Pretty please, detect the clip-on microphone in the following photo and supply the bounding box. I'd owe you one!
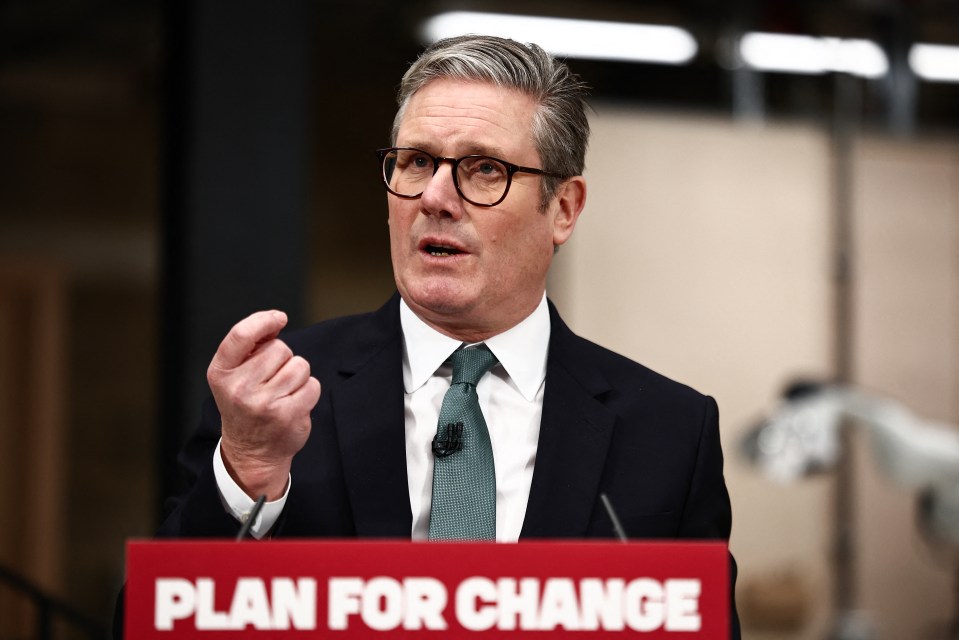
[432,421,464,457]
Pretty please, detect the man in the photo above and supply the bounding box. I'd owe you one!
[158,34,739,636]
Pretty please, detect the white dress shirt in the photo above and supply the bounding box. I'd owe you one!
[213,294,550,541]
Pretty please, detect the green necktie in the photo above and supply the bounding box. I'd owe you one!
[429,344,499,541]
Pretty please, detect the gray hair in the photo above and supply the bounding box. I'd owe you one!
[392,35,590,209]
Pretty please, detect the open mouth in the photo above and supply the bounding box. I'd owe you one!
[423,244,464,258]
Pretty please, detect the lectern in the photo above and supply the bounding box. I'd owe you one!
[126,540,728,637]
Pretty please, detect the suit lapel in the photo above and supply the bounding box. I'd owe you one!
[331,295,412,537]
[520,304,616,538]
[327,297,615,539]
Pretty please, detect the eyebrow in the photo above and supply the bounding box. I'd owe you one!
[401,141,510,159]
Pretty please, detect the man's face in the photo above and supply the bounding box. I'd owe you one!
[388,78,585,340]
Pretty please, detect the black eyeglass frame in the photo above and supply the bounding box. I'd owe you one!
[376,147,567,207]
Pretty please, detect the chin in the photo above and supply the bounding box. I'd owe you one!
[403,280,477,319]
[412,293,474,318]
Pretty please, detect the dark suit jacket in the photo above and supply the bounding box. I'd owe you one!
[157,294,740,636]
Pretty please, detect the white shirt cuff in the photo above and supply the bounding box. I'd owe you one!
[212,439,290,539]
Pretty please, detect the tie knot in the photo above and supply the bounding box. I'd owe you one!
[450,345,498,386]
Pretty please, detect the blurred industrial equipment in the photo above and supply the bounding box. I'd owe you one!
[743,380,959,639]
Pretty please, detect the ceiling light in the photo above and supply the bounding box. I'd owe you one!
[739,32,888,79]
[909,43,959,83]
[421,12,698,65]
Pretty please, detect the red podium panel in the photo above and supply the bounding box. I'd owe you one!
[127,540,728,638]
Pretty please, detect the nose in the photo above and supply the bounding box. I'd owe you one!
[419,160,465,219]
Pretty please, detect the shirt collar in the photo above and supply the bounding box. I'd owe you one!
[400,294,550,402]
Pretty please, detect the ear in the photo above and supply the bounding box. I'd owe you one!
[550,176,587,247]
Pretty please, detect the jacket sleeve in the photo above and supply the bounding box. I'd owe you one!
[678,395,741,640]
[155,396,242,538]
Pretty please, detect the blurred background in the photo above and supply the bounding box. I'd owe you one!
[1,0,957,638]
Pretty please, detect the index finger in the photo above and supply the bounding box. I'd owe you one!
[212,310,289,370]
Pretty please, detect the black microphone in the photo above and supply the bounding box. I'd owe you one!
[235,495,267,541]
[432,421,464,457]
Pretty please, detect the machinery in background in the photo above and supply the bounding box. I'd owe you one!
[742,381,959,640]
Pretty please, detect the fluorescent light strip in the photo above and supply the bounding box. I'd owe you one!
[421,12,698,65]
[739,32,888,78]
[909,43,959,83]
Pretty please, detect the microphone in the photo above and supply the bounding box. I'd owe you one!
[600,493,629,543]
[432,422,464,457]
[235,495,267,541]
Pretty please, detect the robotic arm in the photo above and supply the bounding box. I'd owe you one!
[742,381,959,546]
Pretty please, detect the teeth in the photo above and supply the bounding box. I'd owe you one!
[425,244,458,257]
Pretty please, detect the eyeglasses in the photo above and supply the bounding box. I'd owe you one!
[376,147,566,207]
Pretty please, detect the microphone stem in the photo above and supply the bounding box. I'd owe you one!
[600,493,629,543]
[236,495,267,541]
